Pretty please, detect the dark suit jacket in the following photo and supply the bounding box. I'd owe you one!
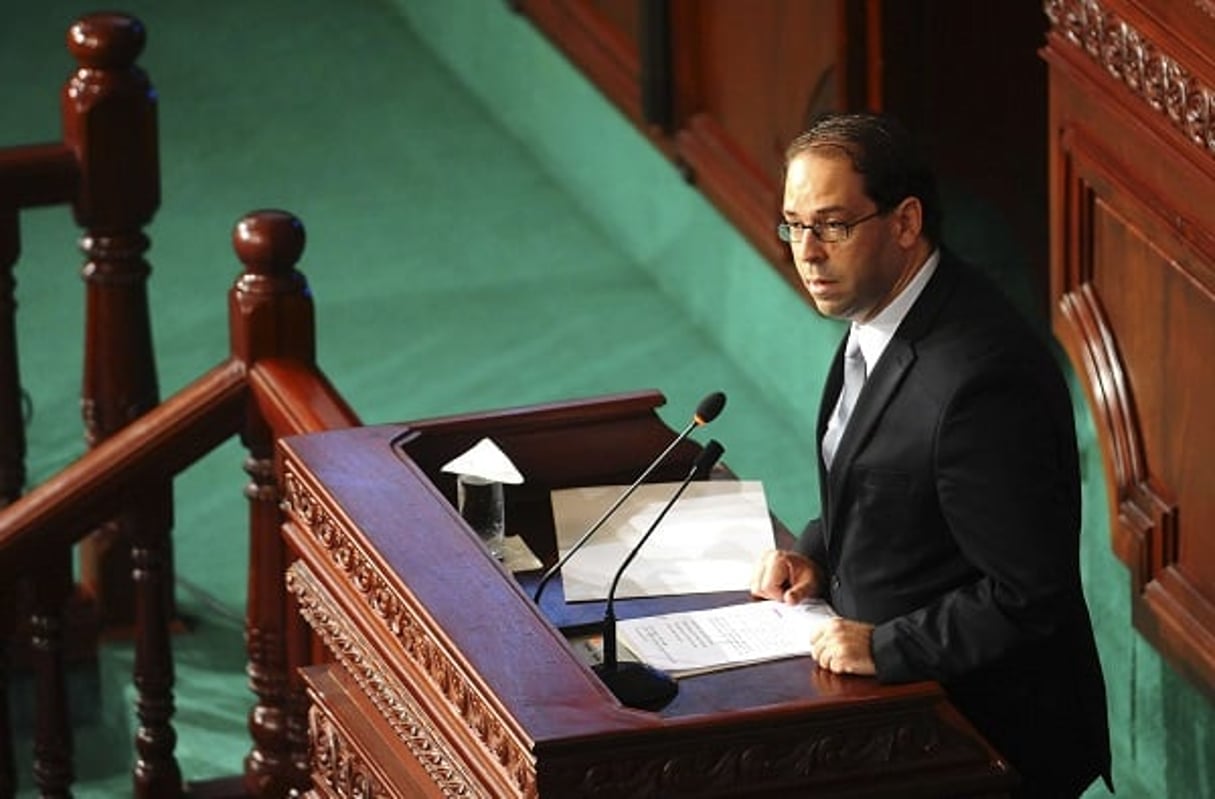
[795,251,1111,795]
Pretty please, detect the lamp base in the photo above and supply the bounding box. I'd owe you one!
[592,661,678,710]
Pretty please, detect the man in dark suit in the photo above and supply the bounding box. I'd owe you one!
[750,112,1111,797]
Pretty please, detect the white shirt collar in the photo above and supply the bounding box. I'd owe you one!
[850,249,940,371]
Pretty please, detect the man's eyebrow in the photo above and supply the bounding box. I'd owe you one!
[783,205,849,220]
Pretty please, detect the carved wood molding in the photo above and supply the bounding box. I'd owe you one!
[1047,31,1215,696]
[1056,283,1179,580]
[309,704,390,799]
[1045,0,1215,159]
[1051,119,1199,593]
[674,113,790,278]
[287,561,488,798]
[288,557,1005,798]
[546,710,1005,798]
[282,463,537,798]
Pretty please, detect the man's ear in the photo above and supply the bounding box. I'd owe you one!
[894,197,923,247]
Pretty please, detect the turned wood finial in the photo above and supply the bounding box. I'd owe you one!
[67,13,146,69]
[229,210,315,365]
[62,11,159,230]
[233,210,307,278]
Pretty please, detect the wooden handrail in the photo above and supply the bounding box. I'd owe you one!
[0,145,78,208]
[0,360,246,585]
[0,9,360,795]
[1,206,358,798]
[250,359,361,437]
[3,21,163,789]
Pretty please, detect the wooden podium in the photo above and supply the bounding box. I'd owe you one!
[277,390,1014,798]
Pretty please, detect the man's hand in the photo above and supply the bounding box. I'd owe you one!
[810,618,876,676]
[749,549,824,605]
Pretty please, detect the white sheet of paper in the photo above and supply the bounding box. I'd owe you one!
[616,599,837,677]
[550,480,774,602]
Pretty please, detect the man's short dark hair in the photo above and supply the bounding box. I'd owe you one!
[786,112,943,246]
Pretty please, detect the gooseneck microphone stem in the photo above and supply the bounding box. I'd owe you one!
[533,421,690,603]
[593,439,725,709]
[532,391,725,604]
[600,474,697,667]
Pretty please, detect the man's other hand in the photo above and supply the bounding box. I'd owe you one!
[749,549,824,605]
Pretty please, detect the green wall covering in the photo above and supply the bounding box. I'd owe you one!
[389,1,1214,797]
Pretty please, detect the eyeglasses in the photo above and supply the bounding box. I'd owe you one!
[777,210,882,244]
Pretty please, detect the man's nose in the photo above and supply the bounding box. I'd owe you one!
[794,232,826,264]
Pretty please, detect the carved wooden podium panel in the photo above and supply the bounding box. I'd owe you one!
[278,391,1013,797]
[1042,0,1215,700]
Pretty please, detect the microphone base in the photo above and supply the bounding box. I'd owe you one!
[592,661,678,711]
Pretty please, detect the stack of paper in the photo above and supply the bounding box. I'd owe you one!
[550,480,775,601]
[616,599,838,677]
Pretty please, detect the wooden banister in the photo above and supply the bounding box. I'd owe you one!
[28,551,74,796]
[2,17,161,790]
[250,361,361,436]
[2,11,363,798]
[1,205,360,797]
[67,12,164,633]
[0,145,78,208]
[227,209,359,798]
[0,361,246,584]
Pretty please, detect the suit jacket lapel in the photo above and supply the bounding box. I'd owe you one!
[822,251,961,554]
[824,340,914,538]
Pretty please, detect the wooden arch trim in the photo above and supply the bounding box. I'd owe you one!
[1045,0,1215,700]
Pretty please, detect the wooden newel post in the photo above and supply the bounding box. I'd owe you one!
[229,210,314,797]
[65,13,165,632]
[229,211,313,364]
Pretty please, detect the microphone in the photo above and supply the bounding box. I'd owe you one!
[532,391,726,604]
[593,439,725,710]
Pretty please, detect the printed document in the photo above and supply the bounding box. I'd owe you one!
[616,599,838,677]
[550,480,774,602]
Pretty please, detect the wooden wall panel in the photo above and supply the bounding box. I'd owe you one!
[671,0,839,277]
[673,1,839,181]
[516,0,841,289]
[1044,0,1215,699]
[514,0,645,129]
[515,0,1051,309]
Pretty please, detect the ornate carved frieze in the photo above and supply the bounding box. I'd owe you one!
[1046,3,1215,699]
[547,709,1000,798]
[310,705,389,799]
[287,561,486,798]
[1045,0,1215,156]
[281,463,537,798]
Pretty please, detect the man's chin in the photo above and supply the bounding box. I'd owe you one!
[809,298,850,320]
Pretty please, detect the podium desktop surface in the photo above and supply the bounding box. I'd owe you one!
[277,392,1014,798]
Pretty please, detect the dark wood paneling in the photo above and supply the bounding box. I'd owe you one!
[517,0,841,296]
[674,0,839,179]
[515,0,648,132]
[881,0,1050,314]
[671,0,839,286]
[1044,0,1215,700]
[515,0,1051,312]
